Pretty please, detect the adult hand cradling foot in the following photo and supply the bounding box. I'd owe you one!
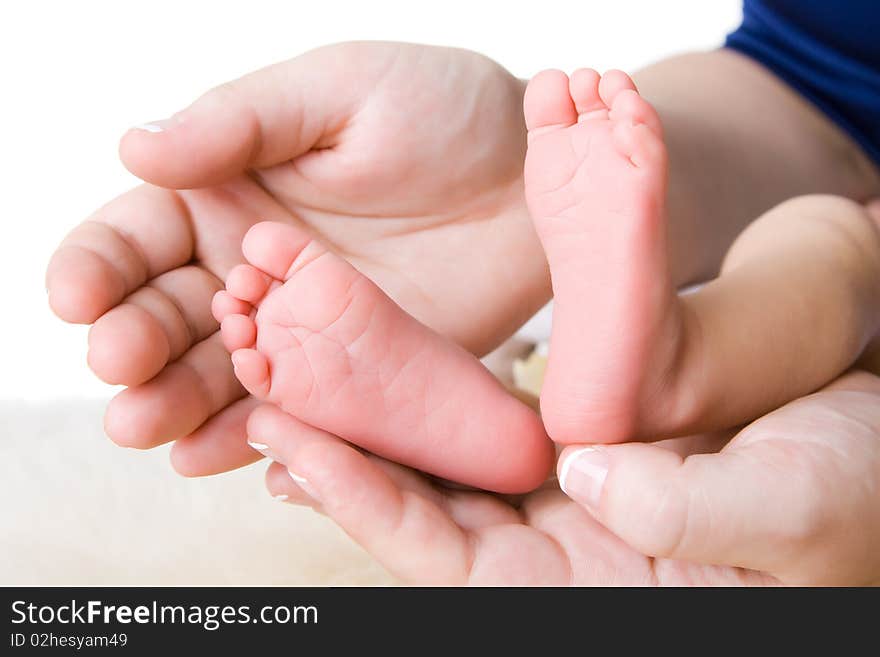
[256,371,880,585]
[46,42,551,476]
[47,34,880,585]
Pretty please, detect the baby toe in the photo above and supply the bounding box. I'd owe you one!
[612,121,666,170]
[610,89,663,136]
[597,69,638,108]
[524,69,578,133]
[212,289,252,323]
[220,313,257,353]
[226,263,272,304]
[569,68,607,121]
[231,348,271,399]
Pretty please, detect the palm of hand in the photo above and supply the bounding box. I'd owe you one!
[305,443,772,586]
[48,42,549,467]
[284,371,880,586]
[188,42,547,355]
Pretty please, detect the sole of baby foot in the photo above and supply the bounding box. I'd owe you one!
[216,221,555,493]
[523,69,684,444]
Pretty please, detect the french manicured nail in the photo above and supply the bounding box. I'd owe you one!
[247,440,277,460]
[559,447,609,511]
[131,117,177,133]
[288,470,320,501]
[273,494,289,502]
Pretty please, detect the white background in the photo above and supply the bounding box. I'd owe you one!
[1,0,741,401]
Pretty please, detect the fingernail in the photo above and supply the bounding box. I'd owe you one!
[131,117,177,133]
[288,470,321,501]
[273,494,289,502]
[559,447,609,511]
[247,440,278,461]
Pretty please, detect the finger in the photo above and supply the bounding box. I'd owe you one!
[119,47,360,188]
[169,396,263,477]
[247,403,340,464]
[249,403,521,530]
[251,404,471,583]
[250,405,351,508]
[521,487,657,586]
[442,489,524,530]
[87,266,222,385]
[265,461,325,508]
[287,436,473,585]
[558,442,779,569]
[104,333,245,449]
[375,461,522,529]
[557,373,880,582]
[46,185,194,324]
[267,451,519,531]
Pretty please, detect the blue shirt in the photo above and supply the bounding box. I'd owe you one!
[726,0,880,166]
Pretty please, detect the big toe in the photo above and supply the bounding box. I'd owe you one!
[524,69,578,133]
[241,221,324,282]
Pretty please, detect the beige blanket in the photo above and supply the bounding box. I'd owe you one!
[0,400,394,585]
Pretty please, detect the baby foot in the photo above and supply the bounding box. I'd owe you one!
[523,69,683,444]
[213,222,554,493]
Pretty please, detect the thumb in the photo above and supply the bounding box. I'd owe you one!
[118,45,364,189]
[556,441,827,577]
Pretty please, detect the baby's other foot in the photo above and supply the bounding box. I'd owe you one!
[523,69,683,444]
[213,222,554,493]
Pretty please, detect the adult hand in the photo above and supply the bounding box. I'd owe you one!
[46,42,549,475]
[259,370,880,585]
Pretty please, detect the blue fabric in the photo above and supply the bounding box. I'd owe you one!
[725,0,880,166]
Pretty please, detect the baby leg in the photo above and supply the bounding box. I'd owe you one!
[656,194,880,438]
[524,69,880,443]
